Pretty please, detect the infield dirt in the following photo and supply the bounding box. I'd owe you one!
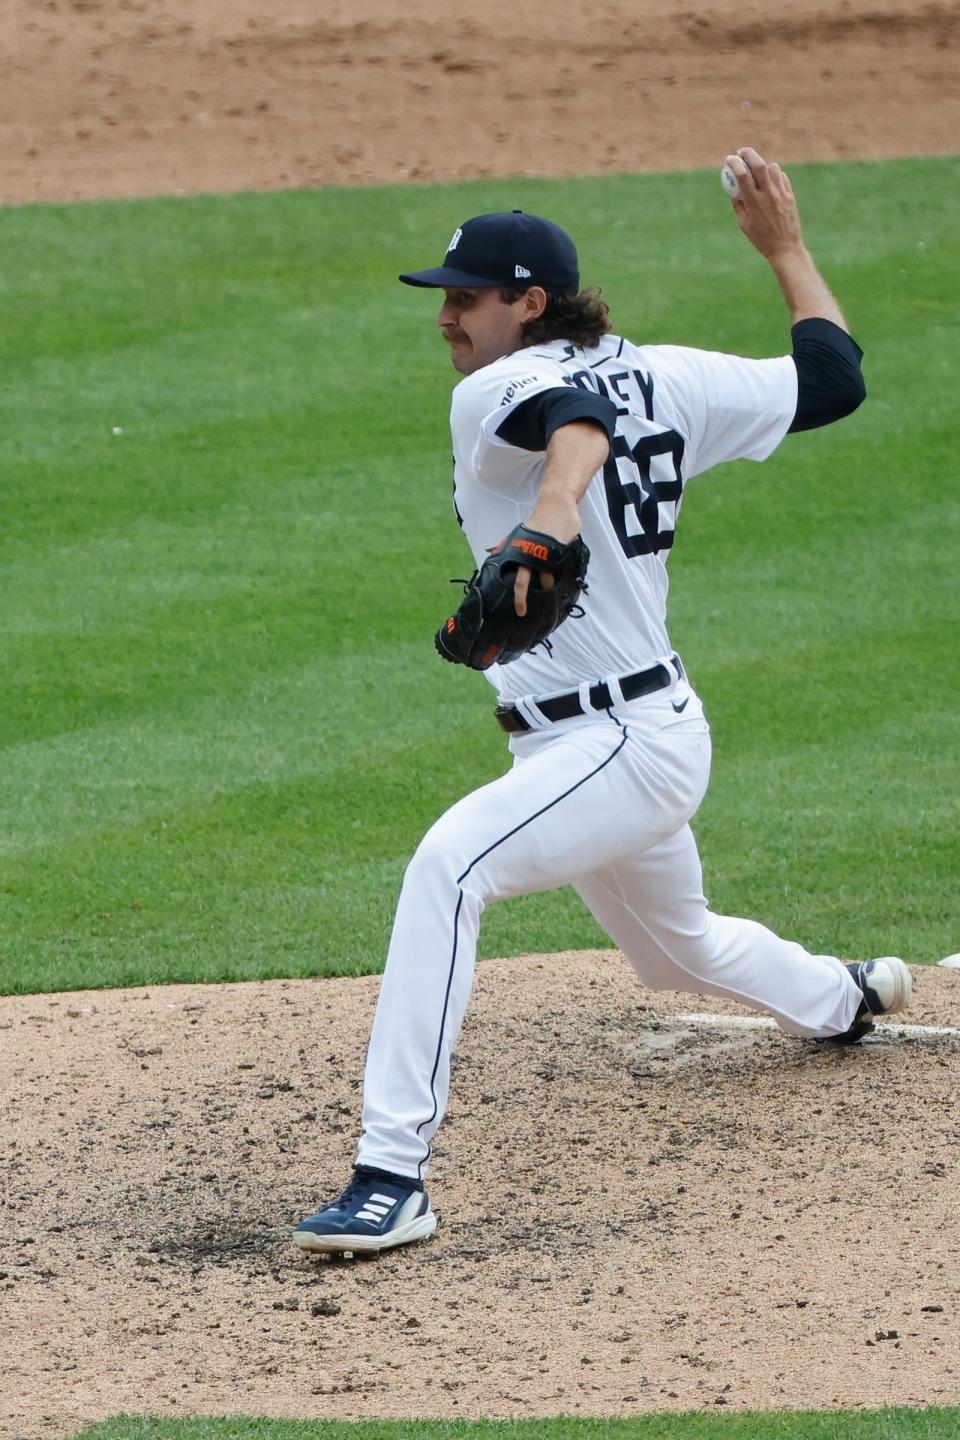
[1,0,958,205]
[3,958,960,1437]
[2,0,958,1435]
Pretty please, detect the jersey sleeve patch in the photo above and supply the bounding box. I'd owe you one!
[494,387,618,453]
[453,356,563,437]
[497,374,543,408]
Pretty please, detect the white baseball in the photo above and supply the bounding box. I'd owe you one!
[720,164,740,199]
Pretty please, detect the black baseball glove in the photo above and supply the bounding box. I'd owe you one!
[434,523,590,670]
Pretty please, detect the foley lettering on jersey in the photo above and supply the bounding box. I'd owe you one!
[562,363,655,421]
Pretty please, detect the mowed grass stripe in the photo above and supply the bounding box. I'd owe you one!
[65,1406,960,1440]
[1,157,957,995]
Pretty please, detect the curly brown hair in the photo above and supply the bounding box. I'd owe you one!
[498,285,613,349]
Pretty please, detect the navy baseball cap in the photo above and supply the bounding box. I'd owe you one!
[399,210,579,294]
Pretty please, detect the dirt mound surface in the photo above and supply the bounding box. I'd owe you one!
[2,953,959,1437]
[2,0,958,206]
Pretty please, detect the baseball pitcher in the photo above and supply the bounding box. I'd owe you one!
[293,147,912,1256]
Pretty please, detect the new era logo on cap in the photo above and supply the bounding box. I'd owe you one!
[400,211,580,294]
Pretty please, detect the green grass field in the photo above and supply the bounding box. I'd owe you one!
[1,156,957,999]
[69,1407,960,1439]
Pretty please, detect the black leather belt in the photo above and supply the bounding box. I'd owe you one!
[494,656,683,734]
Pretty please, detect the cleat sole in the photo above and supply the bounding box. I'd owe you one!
[292,1209,437,1255]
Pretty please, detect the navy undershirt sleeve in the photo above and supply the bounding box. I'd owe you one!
[789,317,866,432]
[495,387,618,453]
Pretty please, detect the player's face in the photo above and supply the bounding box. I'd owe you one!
[437,287,530,374]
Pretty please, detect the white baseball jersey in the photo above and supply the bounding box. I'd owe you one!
[449,333,798,701]
[355,329,868,1190]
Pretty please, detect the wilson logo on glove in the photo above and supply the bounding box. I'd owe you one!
[510,538,551,562]
[434,523,590,671]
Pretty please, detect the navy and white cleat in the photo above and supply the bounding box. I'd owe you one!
[293,1166,437,1255]
[839,957,913,1042]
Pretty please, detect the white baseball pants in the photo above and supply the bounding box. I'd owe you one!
[358,680,863,1180]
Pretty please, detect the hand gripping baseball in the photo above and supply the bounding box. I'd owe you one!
[435,524,590,671]
[723,146,804,261]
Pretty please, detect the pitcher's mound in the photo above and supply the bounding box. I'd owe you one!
[2,950,958,1436]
